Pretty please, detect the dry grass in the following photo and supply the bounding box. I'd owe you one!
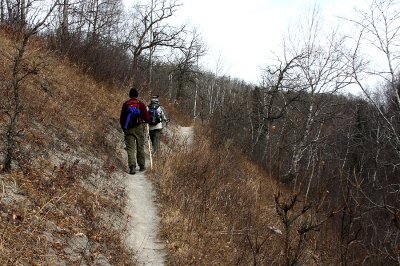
[149,122,341,265]
[162,101,194,127]
[149,125,290,265]
[0,29,136,264]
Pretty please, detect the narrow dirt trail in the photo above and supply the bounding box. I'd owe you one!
[125,169,166,265]
[124,125,193,265]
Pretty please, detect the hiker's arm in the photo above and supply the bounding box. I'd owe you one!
[140,102,150,123]
[161,106,169,122]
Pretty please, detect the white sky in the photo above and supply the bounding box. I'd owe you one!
[124,0,368,85]
[172,0,363,84]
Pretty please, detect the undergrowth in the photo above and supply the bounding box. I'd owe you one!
[148,122,339,265]
[149,125,286,265]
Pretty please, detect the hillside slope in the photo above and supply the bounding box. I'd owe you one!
[0,30,137,264]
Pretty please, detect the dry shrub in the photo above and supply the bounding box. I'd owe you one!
[162,101,193,127]
[150,125,285,265]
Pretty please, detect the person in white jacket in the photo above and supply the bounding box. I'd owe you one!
[148,96,168,153]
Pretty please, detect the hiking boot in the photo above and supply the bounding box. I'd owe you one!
[129,166,136,175]
[139,165,146,171]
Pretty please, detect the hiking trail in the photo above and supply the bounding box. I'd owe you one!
[124,125,193,265]
[125,169,166,265]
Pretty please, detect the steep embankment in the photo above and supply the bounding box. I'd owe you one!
[0,31,136,264]
[148,124,291,265]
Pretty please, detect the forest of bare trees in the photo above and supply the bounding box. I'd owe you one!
[206,2,400,264]
[0,0,399,264]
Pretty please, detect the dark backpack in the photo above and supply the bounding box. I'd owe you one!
[148,105,162,125]
[123,100,141,129]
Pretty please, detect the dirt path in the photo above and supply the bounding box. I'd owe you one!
[124,125,193,265]
[125,169,166,265]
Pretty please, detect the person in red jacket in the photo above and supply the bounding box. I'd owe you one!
[120,88,150,174]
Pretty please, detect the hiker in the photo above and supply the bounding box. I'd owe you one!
[148,95,168,153]
[120,88,150,175]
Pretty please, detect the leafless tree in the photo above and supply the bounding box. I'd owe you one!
[345,0,400,242]
[1,0,31,28]
[1,0,58,172]
[286,8,352,182]
[274,192,332,265]
[346,0,400,159]
[122,0,186,86]
[61,0,123,41]
[172,28,206,102]
[57,0,69,47]
[258,7,353,186]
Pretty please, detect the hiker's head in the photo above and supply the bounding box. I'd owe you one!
[129,88,138,98]
[151,95,159,104]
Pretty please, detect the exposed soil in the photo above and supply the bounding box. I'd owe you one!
[125,169,166,265]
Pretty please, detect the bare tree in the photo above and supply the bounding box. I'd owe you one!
[274,192,332,266]
[258,7,353,185]
[1,0,30,28]
[58,0,69,46]
[346,0,400,238]
[1,1,58,172]
[172,28,206,102]
[83,0,122,41]
[347,0,400,158]
[288,8,352,182]
[122,0,186,86]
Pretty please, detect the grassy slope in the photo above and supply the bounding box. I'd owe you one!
[0,30,135,265]
[152,124,340,265]
[149,126,286,265]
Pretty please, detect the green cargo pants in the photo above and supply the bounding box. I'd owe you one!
[124,124,145,169]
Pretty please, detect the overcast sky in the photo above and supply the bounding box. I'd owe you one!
[125,0,367,84]
[169,0,366,84]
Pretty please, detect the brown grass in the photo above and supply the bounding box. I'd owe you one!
[149,122,341,265]
[162,101,194,127]
[149,125,289,265]
[0,29,136,264]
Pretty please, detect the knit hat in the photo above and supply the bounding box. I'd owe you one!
[151,95,159,104]
[129,88,138,98]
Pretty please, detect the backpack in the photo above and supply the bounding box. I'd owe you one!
[123,100,142,129]
[148,105,162,125]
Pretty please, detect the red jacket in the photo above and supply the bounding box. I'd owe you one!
[120,98,150,129]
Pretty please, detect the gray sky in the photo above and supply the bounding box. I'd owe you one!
[125,0,365,84]
[172,0,363,84]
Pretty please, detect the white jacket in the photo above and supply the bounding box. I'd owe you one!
[148,105,168,131]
